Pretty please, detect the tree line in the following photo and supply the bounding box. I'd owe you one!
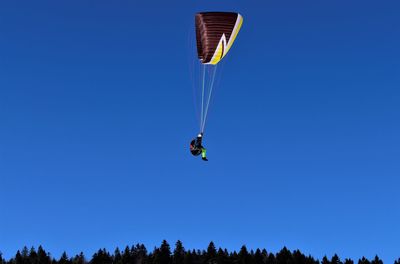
[0,240,397,264]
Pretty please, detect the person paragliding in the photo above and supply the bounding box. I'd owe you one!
[189,12,243,161]
[190,133,208,161]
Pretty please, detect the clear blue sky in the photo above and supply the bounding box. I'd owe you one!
[1,0,399,262]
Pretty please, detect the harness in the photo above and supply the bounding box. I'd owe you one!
[190,139,202,156]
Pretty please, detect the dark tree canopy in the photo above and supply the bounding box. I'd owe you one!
[0,241,393,264]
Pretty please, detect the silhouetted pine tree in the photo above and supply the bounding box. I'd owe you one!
[343,259,354,264]
[204,242,217,264]
[121,246,133,264]
[27,247,38,264]
[160,241,171,264]
[394,258,400,264]
[21,247,30,264]
[37,246,52,264]
[14,250,24,264]
[114,248,122,264]
[71,253,85,264]
[358,257,370,264]
[13,247,30,264]
[133,244,148,264]
[59,252,72,264]
[253,249,264,264]
[238,246,251,264]
[306,255,319,264]
[90,249,112,264]
[0,252,4,264]
[173,241,185,264]
[152,241,171,264]
[260,250,268,264]
[21,248,29,259]
[322,256,331,264]
[292,250,306,264]
[265,253,275,264]
[216,248,229,264]
[370,256,382,264]
[331,254,342,264]
[276,247,292,264]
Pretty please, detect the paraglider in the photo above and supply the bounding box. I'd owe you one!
[190,133,208,161]
[189,12,243,161]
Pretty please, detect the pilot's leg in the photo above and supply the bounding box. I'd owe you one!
[201,148,208,161]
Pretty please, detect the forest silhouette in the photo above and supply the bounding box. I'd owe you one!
[1,241,397,264]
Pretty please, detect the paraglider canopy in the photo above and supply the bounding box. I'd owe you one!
[195,12,243,65]
[191,11,243,134]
